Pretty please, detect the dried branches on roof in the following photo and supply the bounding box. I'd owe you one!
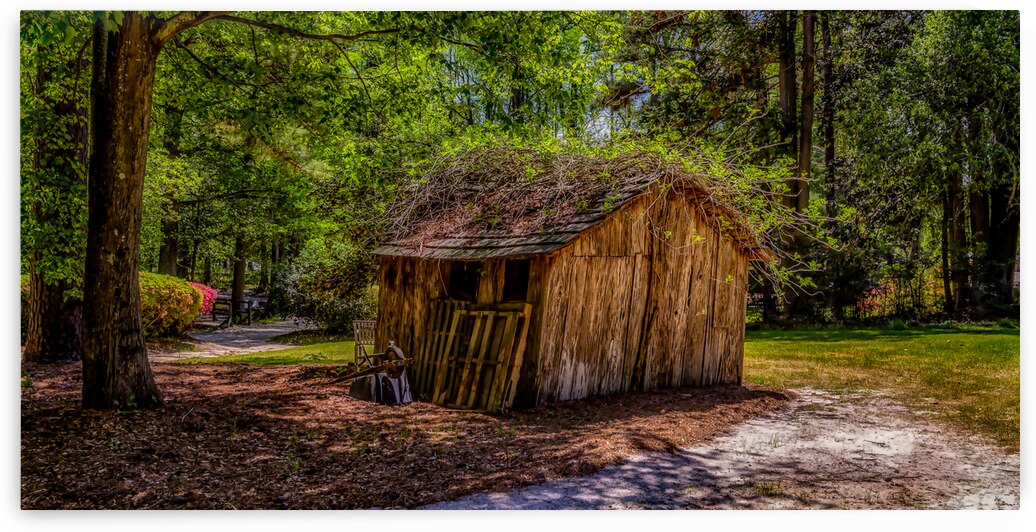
[382,145,782,261]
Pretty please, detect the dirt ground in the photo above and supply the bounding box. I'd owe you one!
[20,361,787,509]
[426,388,1019,509]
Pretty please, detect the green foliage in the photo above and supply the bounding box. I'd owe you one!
[20,11,90,296]
[138,272,202,337]
[277,240,377,332]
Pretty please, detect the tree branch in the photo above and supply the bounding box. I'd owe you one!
[216,14,400,44]
[155,11,229,45]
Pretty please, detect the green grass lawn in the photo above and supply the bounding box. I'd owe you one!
[744,324,1020,451]
[178,341,358,365]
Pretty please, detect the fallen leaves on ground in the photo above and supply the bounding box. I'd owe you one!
[21,361,789,509]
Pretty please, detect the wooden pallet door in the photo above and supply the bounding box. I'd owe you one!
[429,302,532,413]
[414,300,470,399]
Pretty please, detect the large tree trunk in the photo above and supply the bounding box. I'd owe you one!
[81,11,221,409]
[82,14,164,409]
[23,258,83,363]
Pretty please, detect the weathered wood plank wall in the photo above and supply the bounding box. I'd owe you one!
[534,190,750,403]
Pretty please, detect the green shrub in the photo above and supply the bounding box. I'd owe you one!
[139,272,202,337]
[276,240,377,332]
[888,318,908,330]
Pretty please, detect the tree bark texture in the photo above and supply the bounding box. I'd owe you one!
[947,176,969,314]
[795,11,816,213]
[81,11,222,409]
[232,234,247,321]
[23,257,84,363]
[82,13,164,409]
[778,10,799,210]
[821,11,836,220]
[157,215,179,276]
[986,178,1020,311]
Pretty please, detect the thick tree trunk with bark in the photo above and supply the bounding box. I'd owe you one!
[82,14,164,409]
[23,258,83,363]
[81,11,221,409]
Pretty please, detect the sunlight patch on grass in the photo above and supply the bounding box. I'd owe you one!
[178,341,357,365]
[744,326,1019,450]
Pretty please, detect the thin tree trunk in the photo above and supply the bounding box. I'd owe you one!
[188,239,199,281]
[987,177,1020,311]
[941,188,954,314]
[796,10,816,213]
[820,12,841,321]
[778,10,799,209]
[157,214,179,275]
[821,12,836,220]
[202,256,212,286]
[948,175,969,314]
[232,234,247,322]
[82,13,163,409]
[257,242,268,292]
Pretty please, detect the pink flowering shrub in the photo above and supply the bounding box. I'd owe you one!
[139,272,202,337]
[187,281,218,315]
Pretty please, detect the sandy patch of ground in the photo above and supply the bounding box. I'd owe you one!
[426,388,1019,509]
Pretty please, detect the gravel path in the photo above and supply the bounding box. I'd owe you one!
[424,388,1019,510]
[150,320,315,362]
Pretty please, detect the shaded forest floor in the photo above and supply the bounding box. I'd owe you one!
[20,361,787,509]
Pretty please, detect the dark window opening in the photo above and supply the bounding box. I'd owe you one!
[503,259,531,302]
[449,261,481,302]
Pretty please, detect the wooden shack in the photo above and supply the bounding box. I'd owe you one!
[373,154,770,412]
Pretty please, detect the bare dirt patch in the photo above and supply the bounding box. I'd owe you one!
[426,389,1019,509]
[20,361,787,509]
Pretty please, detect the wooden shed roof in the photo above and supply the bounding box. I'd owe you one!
[375,176,771,261]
